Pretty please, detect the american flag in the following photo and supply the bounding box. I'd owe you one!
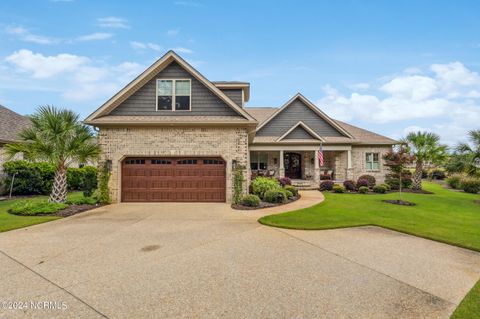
[317,144,324,167]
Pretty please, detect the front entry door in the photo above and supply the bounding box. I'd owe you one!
[284,152,302,179]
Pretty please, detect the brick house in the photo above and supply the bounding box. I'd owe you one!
[85,51,397,203]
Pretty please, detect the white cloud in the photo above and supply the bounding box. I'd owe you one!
[317,61,480,145]
[166,29,179,36]
[130,41,162,52]
[380,75,438,101]
[5,25,57,45]
[5,49,89,78]
[75,32,113,42]
[2,49,144,103]
[97,16,129,29]
[172,47,193,54]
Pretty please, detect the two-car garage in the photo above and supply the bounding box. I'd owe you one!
[121,157,226,202]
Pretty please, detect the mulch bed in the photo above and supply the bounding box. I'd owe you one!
[382,199,416,206]
[474,200,480,205]
[232,195,300,210]
[53,204,101,217]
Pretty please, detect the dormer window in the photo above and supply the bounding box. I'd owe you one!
[156,79,191,111]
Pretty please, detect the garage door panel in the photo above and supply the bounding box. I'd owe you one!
[122,157,226,202]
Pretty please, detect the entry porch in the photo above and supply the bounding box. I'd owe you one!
[248,145,353,187]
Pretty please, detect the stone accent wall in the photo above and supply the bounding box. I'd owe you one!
[351,146,391,183]
[98,127,249,203]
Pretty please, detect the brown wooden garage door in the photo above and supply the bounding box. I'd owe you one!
[121,157,226,202]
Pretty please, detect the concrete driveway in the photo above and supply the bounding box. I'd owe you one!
[1,194,479,318]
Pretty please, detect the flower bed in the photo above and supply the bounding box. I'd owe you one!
[232,194,300,210]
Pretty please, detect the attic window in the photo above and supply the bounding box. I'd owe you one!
[156,79,191,111]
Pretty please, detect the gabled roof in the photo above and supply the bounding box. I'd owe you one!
[85,51,256,124]
[0,105,30,143]
[256,93,354,139]
[276,121,325,142]
[245,106,399,145]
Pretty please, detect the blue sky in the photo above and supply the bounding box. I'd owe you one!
[0,0,479,145]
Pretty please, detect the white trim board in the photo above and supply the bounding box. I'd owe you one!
[276,121,326,142]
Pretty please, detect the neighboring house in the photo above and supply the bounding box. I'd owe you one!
[0,105,30,189]
[85,51,397,203]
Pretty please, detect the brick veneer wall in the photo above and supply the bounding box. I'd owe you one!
[97,127,249,203]
[350,146,391,183]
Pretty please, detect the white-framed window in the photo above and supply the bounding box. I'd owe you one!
[156,79,191,111]
[365,152,380,170]
[250,152,268,170]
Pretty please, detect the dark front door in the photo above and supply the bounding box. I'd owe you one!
[284,152,302,179]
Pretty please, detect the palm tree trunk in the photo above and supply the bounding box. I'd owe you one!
[412,160,423,191]
[50,165,68,203]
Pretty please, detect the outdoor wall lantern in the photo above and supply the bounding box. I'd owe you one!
[232,160,237,170]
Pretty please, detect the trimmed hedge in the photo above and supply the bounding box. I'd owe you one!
[251,176,281,199]
[284,185,298,196]
[357,175,376,188]
[373,185,387,194]
[240,194,260,207]
[2,161,97,195]
[343,180,356,191]
[358,186,369,194]
[332,185,346,193]
[320,180,334,191]
[264,189,288,203]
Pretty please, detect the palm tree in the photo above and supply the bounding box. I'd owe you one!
[456,129,480,176]
[403,131,448,190]
[5,106,99,203]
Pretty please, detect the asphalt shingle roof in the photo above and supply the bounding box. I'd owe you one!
[0,105,30,143]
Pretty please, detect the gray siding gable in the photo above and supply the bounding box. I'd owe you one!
[109,61,241,117]
[283,126,317,139]
[219,89,243,107]
[257,99,345,137]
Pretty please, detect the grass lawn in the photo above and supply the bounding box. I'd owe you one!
[259,181,480,318]
[0,192,84,232]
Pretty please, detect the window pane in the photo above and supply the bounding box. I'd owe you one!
[158,96,172,110]
[175,96,190,110]
[373,153,379,162]
[259,153,268,163]
[372,162,380,170]
[259,162,267,170]
[158,80,172,95]
[366,162,372,170]
[366,153,372,163]
[250,163,258,170]
[175,80,190,95]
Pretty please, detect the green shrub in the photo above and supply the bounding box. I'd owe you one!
[264,189,287,203]
[320,180,334,191]
[385,176,413,190]
[357,174,376,188]
[446,174,463,189]
[251,176,281,199]
[358,186,369,194]
[98,161,111,204]
[285,190,294,199]
[332,185,345,193]
[8,200,67,216]
[3,161,97,196]
[373,185,387,194]
[380,183,391,191]
[240,194,260,207]
[66,196,98,205]
[284,185,298,196]
[343,180,356,191]
[232,165,245,204]
[461,177,480,194]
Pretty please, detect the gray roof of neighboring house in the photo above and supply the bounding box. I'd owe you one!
[245,107,398,145]
[0,105,30,143]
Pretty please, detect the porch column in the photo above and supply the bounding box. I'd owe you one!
[346,149,353,180]
[279,150,285,177]
[314,150,320,184]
